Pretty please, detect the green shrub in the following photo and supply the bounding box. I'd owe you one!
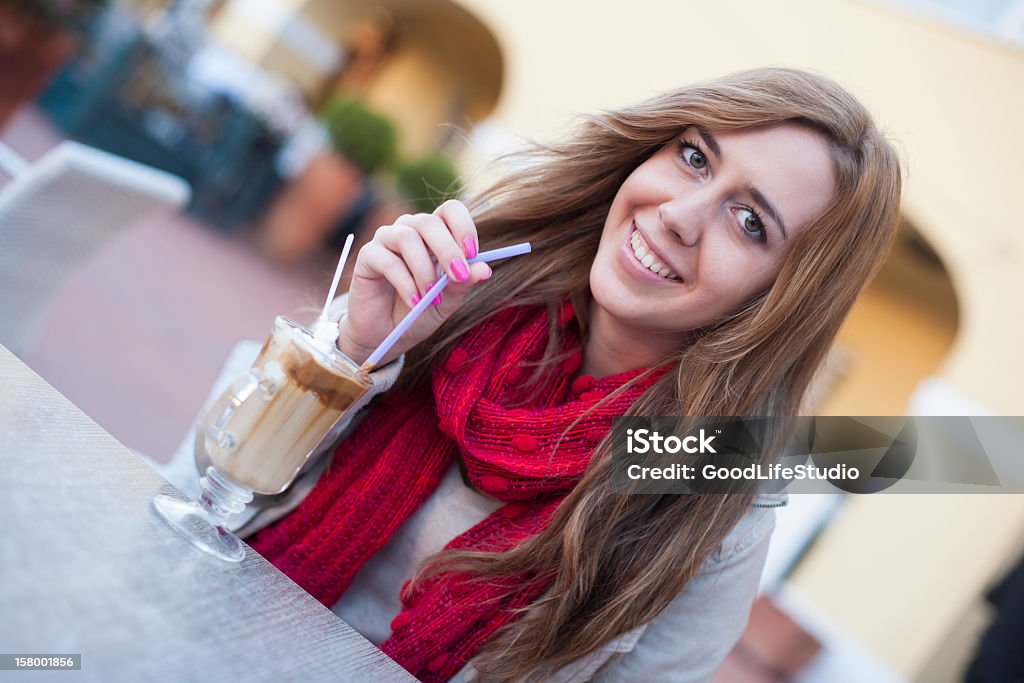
[395,153,462,213]
[322,97,397,175]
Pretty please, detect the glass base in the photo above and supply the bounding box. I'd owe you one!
[152,493,246,563]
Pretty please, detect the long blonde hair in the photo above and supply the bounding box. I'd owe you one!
[394,67,902,681]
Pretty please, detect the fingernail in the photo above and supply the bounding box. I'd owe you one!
[463,237,478,259]
[451,258,469,282]
[482,264,492,280]
[432,293,443,306]
[410,293,421,306]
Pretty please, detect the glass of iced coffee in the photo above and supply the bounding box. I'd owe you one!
[153,315,372,562]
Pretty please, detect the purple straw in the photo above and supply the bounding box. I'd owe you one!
[359,242,532,371]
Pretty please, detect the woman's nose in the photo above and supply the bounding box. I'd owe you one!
[659,192,712,248]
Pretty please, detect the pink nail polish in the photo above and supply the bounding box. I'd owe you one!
[451,259,469,282]
[432,293,442,306]
[410,293,421,306]
[463,237,478,259]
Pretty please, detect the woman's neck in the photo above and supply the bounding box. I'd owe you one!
[578,300,677,379]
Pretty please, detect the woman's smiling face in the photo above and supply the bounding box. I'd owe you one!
[589,123,837,351]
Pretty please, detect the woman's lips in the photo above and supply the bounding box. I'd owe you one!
[621,222,684,284]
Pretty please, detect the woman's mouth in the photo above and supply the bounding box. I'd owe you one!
[628,226,682,282]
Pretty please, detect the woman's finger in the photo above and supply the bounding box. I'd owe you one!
[374,222,439,298]
[397,212,471,285]
[356,242,420,308]
[433,199,479,262]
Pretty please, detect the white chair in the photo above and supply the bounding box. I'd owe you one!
[0,140,190,356]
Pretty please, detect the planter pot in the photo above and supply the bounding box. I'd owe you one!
[0,4,79,132]
[257,152,366,267]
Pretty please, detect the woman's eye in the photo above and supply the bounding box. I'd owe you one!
[737,208,767,244]
[678,142,708,171]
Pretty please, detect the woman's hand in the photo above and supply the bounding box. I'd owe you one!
[336,200,492,367]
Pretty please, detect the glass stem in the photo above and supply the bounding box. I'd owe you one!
[198,466,253,525]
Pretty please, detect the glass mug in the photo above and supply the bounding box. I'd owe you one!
[153,316,372,562]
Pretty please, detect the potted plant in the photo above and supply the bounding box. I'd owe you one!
[323,97,397,176]
[0,0,107,131]
[395,153,462,213]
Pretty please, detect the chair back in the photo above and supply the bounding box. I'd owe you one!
[0,140,189,355]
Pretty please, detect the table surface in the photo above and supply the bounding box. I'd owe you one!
[0,344,415,682]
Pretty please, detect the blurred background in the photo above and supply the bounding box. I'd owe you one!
[1,0,1022,681]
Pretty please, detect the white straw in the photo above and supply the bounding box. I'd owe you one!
[320,233,355,325]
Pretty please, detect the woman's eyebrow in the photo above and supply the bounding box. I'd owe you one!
[695,127,722,159]
[745,183,789,241]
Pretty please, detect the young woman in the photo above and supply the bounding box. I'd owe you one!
[238,67,902,682]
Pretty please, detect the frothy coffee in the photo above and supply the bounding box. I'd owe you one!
[200,319,371,495]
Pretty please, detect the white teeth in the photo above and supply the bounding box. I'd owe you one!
[629,228,680,281]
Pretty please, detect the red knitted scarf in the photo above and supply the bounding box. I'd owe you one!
[248,301,666,681]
